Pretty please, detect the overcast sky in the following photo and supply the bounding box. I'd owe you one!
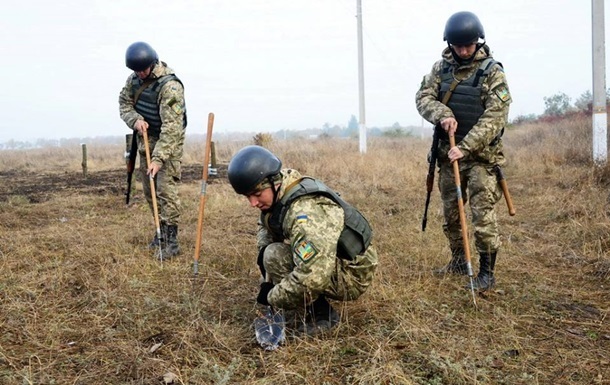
[0,0,604,142]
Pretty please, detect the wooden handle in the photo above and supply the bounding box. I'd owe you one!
[449,134,478,307]
[193,113,215,271]
[499,179,516,216]
[448,135,472,268]
[142,130,163,261]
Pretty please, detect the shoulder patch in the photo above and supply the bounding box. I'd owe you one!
[296,213,308,224]
[294,240,318,263]
[494,84,511,103]
[171,103,183,115]
[167,97,183,114]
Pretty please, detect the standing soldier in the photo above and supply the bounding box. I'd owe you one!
[119,42,187,259]
[227,145,378,335]
[415,12,512,290]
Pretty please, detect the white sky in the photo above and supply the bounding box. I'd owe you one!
[0,0,604,142]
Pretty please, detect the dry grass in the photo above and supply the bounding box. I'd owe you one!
[0,117,609,384]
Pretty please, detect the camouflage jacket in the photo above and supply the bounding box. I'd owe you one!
[257,169,375,309]
[415,45,511,166]
[118,62,186,165]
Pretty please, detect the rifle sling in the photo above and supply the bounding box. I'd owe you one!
[132,78,157,106]
[441,79,460,106]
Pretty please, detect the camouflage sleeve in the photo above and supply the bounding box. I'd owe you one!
[118,75,143,129]
[151,79,186,164]
[256,217,273,250]
[267,196,343,309]
[458,64,511,157]
[415,60,455,125]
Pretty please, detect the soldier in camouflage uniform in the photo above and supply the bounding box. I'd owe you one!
[119,42,187,259]
[228,146,378,335]
[415,12,511,291]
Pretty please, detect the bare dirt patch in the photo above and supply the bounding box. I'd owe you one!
[0,164,228,204]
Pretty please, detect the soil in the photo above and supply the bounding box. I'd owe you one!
[0,164,228,204]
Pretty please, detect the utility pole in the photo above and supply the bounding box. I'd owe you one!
[592,0,607,164]
[357,0,367,154]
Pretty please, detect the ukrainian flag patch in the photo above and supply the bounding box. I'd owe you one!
[494,84,511,103]
[167,97,183,115]
[296,214,308,224]
[171,103,183,115]
[294,240,318,263]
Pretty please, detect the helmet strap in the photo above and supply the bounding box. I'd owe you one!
[260,177,281,214]
[269,176,280,205]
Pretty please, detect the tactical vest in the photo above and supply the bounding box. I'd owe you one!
[438,58,500,142]
[131,74,187,137]
[262,177,372,261]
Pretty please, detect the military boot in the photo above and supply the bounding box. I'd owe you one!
[150,219,169,250]
[468,252,496,291]
[434,247,468,276]
[297,295,340,337]
[161,224,180,259]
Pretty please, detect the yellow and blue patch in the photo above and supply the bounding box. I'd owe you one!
[294,240,318,263]
[171,103,183,115]
[494,84,511,103]
[167,97,183,115]
[296,213,308,224]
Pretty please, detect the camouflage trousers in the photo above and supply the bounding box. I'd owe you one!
[263,242,378,303]
[438,162,502,254]
[138,140,182,226]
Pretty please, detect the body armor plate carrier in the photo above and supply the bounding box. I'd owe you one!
[131,74,187,137]
[438,58,500,143]
[263,177,372,260]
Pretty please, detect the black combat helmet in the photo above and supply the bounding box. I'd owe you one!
[228,145,282,195]
[125,42,159,71]
[443,11,485,45]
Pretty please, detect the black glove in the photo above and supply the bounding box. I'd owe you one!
[257,246,268,278]
[256,282,274,306]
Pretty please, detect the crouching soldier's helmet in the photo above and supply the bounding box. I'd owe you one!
[228,145,282,195]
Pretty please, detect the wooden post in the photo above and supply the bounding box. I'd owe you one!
[81,143,87,178]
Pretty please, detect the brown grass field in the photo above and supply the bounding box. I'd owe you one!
[0,117,609,385]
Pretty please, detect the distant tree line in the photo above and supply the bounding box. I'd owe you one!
[0,119,424,150]
[512,89,610,124]
[0,136,124,151]
[272,115,427,141]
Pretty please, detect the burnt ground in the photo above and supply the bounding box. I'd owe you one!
[0,164,228,204]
